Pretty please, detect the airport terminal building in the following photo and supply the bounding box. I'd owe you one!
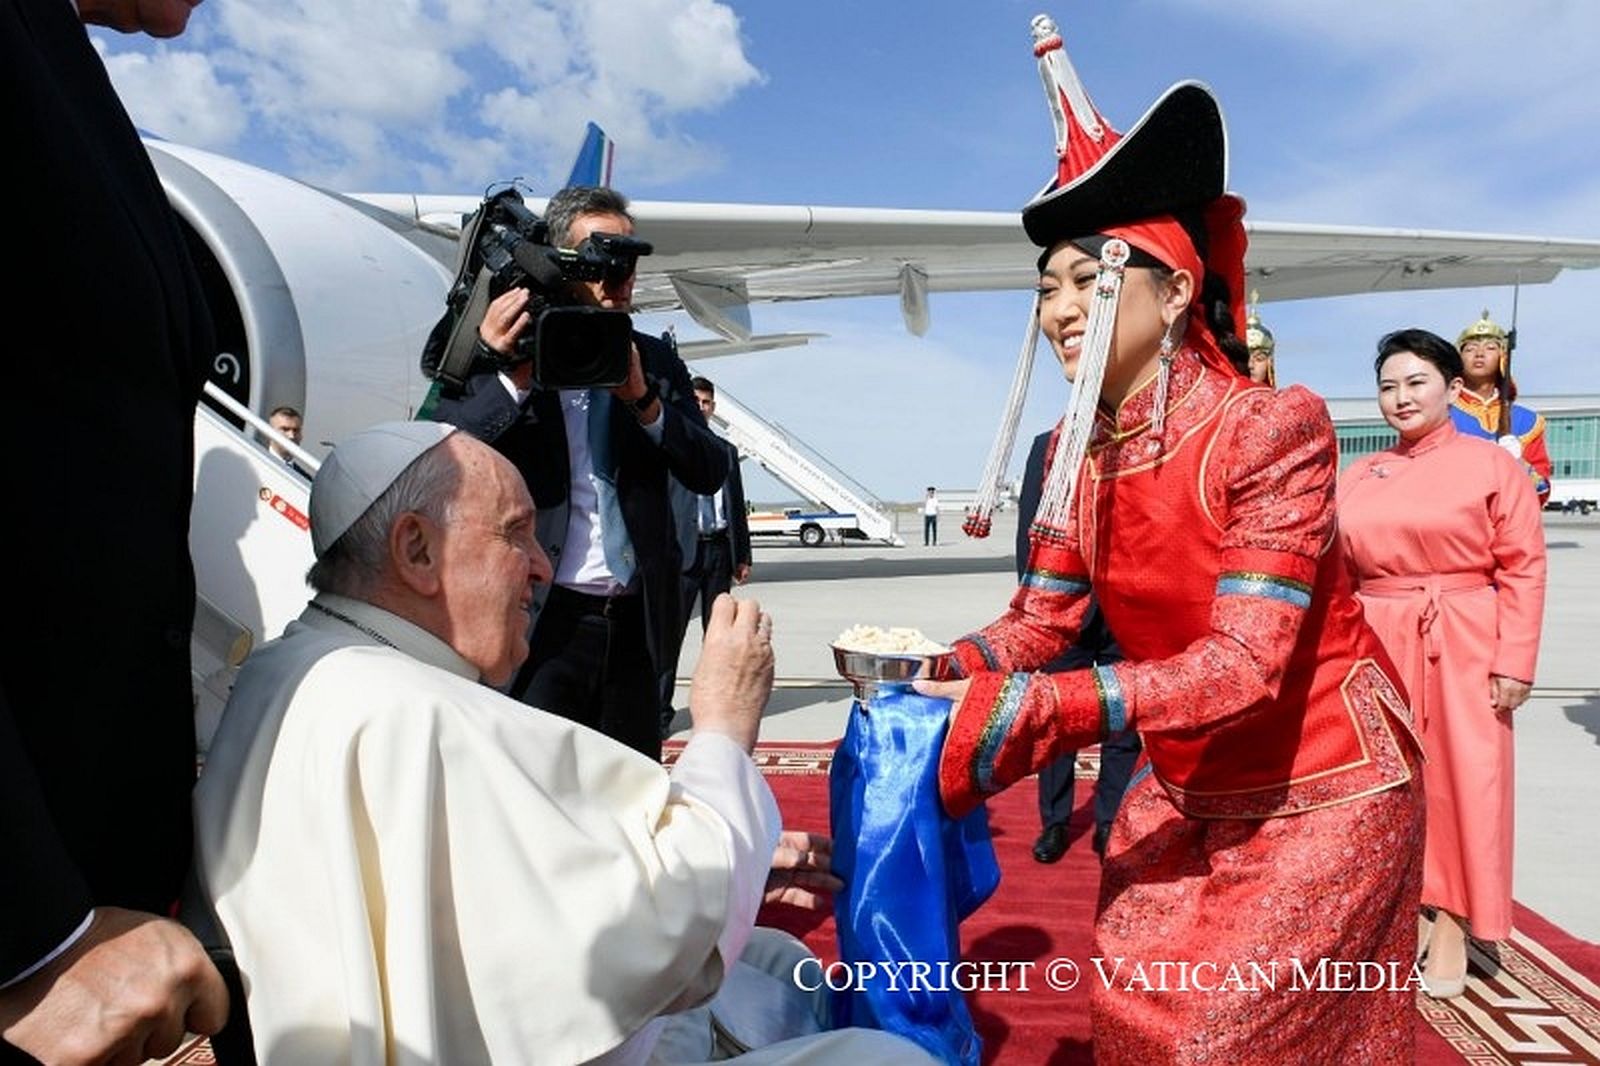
[1328,395,1600,507]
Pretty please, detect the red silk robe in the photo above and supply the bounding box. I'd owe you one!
[940,351,1425,1063]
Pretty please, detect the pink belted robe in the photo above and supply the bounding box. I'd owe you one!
[1337,420,1546,939]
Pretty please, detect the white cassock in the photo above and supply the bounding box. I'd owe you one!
[195,593,862,1065]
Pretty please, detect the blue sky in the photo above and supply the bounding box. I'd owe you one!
[96,1,1600,502]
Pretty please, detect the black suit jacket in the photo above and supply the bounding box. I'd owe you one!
[671,439,752,574]
[715,448,752,570]
[728,456,752,568]
[431,332,729,673]
[1,0,212,980]
[668,435,755,576]
[1017,431,1117,667]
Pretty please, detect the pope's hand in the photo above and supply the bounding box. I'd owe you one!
[689,594,773,752]
[764,830,843,911]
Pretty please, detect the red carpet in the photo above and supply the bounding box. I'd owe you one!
[155,743,1600,1065]
[745,743,1600,1066]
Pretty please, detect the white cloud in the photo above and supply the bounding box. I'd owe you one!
[578,0,761,111]
[1171,0,1600,234]
[96,45,247,147]
[1189,0,1600,148]
[1151,0,1600,402]
[98,0,762,190]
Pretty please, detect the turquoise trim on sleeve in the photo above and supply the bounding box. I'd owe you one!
[973,675,1026,796]
[1092,664,1127,734]
[1020,568,1092,596]
[1215,571,1312,609]
[969,633,1001,670]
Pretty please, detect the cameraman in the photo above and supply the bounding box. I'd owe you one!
[431,186,729,760]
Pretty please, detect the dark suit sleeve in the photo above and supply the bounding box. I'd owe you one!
[726,452,752,566]
[1016,432,1049,579]
[428,370,522,443]
[0,691,93,983]
[1016,430,1116,667]
[2,0,197,981]
[636,334,729,495]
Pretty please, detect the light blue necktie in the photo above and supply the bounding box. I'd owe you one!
[698,493,717,534]
[586,389,635,587]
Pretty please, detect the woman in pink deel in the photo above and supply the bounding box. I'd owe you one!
[1337,328,1547,999]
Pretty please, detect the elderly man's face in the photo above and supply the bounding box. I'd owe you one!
[437,442,552,685]
[77,0,201,36]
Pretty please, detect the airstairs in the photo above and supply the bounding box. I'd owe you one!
[189,384,319,750]
[707,387,904,546]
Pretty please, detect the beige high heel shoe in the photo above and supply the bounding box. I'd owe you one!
[1422,911,1468,999]
[1417,911,1435,962]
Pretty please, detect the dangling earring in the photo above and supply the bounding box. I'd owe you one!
[1151,318,1180,437]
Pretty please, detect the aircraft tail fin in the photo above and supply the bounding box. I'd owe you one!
[566,122,615,187]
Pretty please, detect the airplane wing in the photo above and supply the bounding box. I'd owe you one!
[1241,222,1600,302]
[354,192,1600,336]
[676,331,825,361]
[146,134,1598,437]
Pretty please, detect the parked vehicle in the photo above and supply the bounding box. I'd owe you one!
[748,508,868,546]
[1545,478,1600,515]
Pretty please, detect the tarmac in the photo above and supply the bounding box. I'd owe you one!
[670,508,1600,943]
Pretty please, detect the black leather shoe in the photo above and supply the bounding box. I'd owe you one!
[1091,824,1111,859]
[1032,822,1070,864]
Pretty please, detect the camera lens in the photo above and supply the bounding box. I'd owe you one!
[602,258,636,285]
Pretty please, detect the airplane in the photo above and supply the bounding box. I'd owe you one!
[172,128,1600,744]
[147,135,1600,450]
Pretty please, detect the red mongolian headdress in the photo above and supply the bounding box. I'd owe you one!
[964,13,1248,540]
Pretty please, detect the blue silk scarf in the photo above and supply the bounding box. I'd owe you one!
[828,686,999,1066]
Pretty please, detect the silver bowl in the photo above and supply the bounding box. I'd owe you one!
[832,644,952,701]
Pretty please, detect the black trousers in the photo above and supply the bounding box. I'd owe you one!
[923,513,938,545]
[514,585,661,760]
[656,532,736,731]
[1038,729,1143,832]
[682,532,735,632]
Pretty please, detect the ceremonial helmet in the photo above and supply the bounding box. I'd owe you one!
[1457,308,1513,384]
[1244,291,1276,387]
[1245,290,1275,356]
[1457,309,1508,349]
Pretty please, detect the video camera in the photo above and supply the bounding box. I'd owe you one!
[423,187,653,392]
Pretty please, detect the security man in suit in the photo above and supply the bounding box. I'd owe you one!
[657,377,753,734]
[1017,430,1143,864]
[680,377,752,629]
[432,186,729,760]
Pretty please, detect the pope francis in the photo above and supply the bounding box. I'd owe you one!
[192,423,929,1065]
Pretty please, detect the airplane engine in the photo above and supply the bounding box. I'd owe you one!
[146,140,457,450]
